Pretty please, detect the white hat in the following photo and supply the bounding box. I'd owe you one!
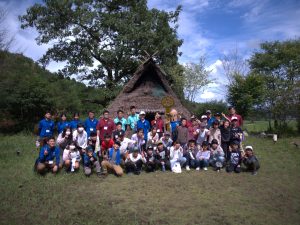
[245,146,253,151]
[139,111,146,115]
[231,116,238,121]
[201,115,207,119]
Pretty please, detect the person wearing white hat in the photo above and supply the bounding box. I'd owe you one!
[136,111,150,144]
[243,146,260,175]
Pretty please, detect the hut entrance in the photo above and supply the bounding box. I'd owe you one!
[145,112,155,123]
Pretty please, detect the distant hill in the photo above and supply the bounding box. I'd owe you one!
[0,51,112,132]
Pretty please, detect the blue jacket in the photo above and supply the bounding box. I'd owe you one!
[38,144,60,165]
[84,118,98,137]
[108,148,121,165]
[56,121,70,134]
[70,119,82,130]
[83,152,97,167]
[137,119,150,141]
[39,119,55,137]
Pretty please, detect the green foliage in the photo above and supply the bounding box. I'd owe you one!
[227,73,265,118]
[0,51,106,132]
[1,134,300,224]
[183,56,212,102]
[185,100,228,118]
[19,0,183,90]
[249,39,300,128]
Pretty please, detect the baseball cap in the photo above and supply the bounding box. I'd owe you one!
[164,131,171,136]
[201,115,207,119]
[245,146,253,151]
[139,111,146,115]
[231,116,238,121]
[206,110,211,114]
[211,139,219,145]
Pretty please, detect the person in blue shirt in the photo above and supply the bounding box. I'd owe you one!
[136,111,150,143]
[38,111,55,145]
[100,141,123,177]
[114,110,127,131]
[83,146,101,176]
[35,136,60,174]
[56,113,70,134]
[70,112,82,130]
[127,106,139,132]
[84,111,98,138]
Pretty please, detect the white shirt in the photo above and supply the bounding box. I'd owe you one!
[125,153,147,163]
[72,130,87,149]
[120,137,136,154]
[170,146,184,160]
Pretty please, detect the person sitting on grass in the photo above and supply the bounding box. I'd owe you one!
[169,141,186,172]
[144,145,156,173]
[83,146,101,177]
[226,140,242,173]
[101,133,114,156]
[125,147,146,175]
[154,142,170,172]
[209,139,225,172]
[62,141,80,172]
[35,136,60,175]
[101,141,123,177]
[184,139,199,171]
[243,146,260,175]
[196,141,210,171]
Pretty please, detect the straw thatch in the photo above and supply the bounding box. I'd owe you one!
[107,58,191,117]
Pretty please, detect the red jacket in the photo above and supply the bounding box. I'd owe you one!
[96,118,115,140]
[151,118,164,132]
[101,139,114,153]
[227,114,243,127]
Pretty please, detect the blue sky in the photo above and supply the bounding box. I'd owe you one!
[1,0,300,101]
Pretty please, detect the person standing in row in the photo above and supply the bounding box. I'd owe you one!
[96,110,115,142]
[84,111,98,138]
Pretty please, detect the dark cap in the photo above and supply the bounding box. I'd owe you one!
[114,141,121,146]
[231,140,239,145]
[211,139,219,145]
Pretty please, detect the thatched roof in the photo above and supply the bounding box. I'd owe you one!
[107,58,191,117]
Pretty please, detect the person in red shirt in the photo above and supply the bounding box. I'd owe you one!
[223,106,243,127]
[96,110,115,142]
[151,111,164,136]
[101,133,114,156]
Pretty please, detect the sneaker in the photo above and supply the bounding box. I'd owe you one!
[196,167,200,171]
[204,167,208,171]
[186,165,190,171]
[252,171,258,176]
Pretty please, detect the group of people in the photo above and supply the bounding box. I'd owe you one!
[34,106,260,177]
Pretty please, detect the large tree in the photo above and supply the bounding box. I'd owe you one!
[20,0,183,90]
[183,56,211,102]
[227,73,265,118]
[249,39,300,129]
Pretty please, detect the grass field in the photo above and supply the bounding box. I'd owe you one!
[243,120,298,134]
[0,133,300,225]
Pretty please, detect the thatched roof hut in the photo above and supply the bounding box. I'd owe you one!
[107,58,191,119]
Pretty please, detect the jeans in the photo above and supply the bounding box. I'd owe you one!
[199,159,209,168]
[210,156,225,168]
[170,157,186,169]
[125,159,143,173]
[185,153,200,168]
[226,163,241,173]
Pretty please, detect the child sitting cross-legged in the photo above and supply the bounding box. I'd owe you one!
[83,146,101,177]
[226,140,242,173]
[209,139,225,172]
[196,141,210,171]
[243,146,260,175]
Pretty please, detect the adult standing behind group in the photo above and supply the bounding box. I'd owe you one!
[96,110,115,142]
[223,106,243,127]
[84,111,98,138]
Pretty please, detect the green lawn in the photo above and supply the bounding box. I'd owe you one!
[243,120,298,133]
[0,134,300,225]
